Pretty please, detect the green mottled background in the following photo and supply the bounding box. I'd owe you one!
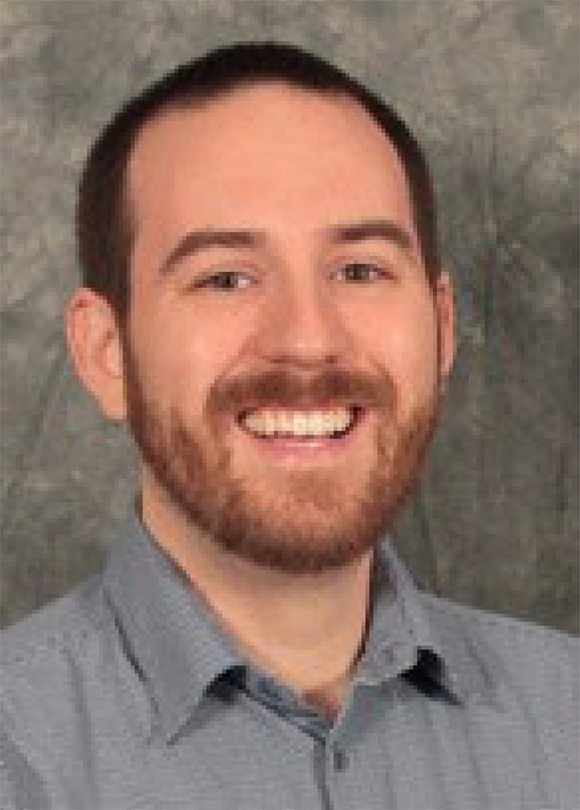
[1,1,578,633]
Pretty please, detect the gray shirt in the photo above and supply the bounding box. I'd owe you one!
[1,513,578,809]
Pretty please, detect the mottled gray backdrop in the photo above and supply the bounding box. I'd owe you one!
[1,1,578,633]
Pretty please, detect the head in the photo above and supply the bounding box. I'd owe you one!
[68,41,454,574]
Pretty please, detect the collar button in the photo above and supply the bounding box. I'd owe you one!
[332,748,349,771]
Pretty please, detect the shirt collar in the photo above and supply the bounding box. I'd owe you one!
[104,510,493,741]
[104,511,245,742]
[361,541,496,705]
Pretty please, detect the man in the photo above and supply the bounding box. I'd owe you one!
[1,41,577,810]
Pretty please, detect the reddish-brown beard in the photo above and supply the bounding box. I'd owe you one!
[123,347,441,574]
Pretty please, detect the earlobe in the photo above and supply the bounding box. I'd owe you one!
[66,288,127,421]
[435,271,455,382]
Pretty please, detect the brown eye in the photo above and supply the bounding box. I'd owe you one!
[337,262,389,283]
[194,270,254,290]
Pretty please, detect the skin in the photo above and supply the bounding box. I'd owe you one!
[67,84,454,719]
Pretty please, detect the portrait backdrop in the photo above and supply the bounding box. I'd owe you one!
[1,0,578,633]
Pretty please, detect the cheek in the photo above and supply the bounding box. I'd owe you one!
[129,280,261,423]
[139,324,244,420]
[355,301,440,403]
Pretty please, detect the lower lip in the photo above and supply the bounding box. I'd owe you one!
[236,410,367,464]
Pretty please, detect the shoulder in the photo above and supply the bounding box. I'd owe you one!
[422,590,578,659]
[1,573,111,674]
[0,573,119,739]
[0,574,138,808]
[421,591,579,715]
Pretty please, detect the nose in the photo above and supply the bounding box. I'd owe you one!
[254,274,352,369]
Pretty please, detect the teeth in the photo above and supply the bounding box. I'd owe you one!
[242,408,355,438]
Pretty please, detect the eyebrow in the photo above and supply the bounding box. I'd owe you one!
[327,219,413,253]
[160,229,264,275]
[159,218,414,275]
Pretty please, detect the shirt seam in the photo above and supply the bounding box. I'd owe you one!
[2,603,113,673]
[422,593,578,646]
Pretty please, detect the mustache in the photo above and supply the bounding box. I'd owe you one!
[207,367,396,415]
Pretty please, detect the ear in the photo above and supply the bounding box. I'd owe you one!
[66,288,127,421]
[433,271,455,382]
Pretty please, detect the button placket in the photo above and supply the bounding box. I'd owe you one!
[332,747,349,772]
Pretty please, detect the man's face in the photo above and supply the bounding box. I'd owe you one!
[122,84,453,573]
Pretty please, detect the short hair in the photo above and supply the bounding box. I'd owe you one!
[76,41,441,321]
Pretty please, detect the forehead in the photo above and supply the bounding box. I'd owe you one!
[127,83,415,250]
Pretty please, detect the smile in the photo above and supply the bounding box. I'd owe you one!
[238,406,364,440]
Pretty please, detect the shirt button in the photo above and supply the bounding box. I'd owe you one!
[333,748,349,771]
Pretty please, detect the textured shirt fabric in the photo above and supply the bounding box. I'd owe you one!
[1,514,578,810]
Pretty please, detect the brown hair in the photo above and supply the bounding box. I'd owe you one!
[76,41,441,321]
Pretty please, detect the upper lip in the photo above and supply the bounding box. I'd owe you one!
[237,403,363,417]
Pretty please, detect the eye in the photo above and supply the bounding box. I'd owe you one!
[335,261,392,283]
[192,270,255,291]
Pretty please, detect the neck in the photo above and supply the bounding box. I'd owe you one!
[141,483,374,718]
